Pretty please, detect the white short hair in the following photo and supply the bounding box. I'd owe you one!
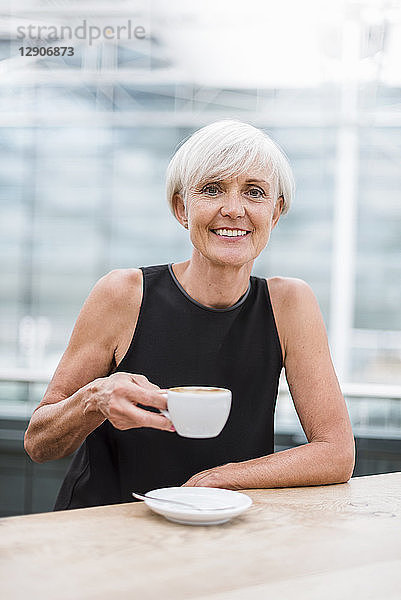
[166,119,295,219]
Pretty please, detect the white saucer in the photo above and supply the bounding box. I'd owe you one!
[138,487,253,525]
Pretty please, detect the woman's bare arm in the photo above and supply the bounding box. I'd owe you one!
[24,269,174,463]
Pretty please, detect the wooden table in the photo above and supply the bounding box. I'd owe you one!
[1,473,400,599]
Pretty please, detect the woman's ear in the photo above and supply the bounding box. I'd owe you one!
[271,196,284,229]
[173,192,188,228]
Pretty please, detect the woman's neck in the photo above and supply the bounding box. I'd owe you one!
[171,254,253,309]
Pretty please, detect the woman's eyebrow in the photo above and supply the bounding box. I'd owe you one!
[198,178,270,187]
[198,179,222,185]
[245,179,269,185]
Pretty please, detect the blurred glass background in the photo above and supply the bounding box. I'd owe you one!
[0,0,400,516]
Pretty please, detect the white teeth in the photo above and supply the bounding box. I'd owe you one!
[213,229,248,237]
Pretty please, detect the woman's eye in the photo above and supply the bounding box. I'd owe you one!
[247,187,264,198]
[202,184,220,195]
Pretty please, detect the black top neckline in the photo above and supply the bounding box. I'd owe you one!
[167,263,251,313]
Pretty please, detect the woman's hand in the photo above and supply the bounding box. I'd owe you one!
[181,462,242,490]
[84,372,175,432]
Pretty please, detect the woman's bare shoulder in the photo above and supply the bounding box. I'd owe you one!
[265,277,317,362]
[99,267,144,328]
[36,269,144,407]
[99,269,144,369]
[266,276,314,308]
[74,267,144,349]
[98,268,142,300]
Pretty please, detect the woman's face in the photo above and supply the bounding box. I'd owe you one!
[174,170,283,267]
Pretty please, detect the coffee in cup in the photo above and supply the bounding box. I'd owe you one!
[160,386,232,438]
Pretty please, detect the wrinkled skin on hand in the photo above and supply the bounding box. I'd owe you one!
[181,462,242,490]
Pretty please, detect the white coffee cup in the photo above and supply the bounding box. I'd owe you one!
[160,386,232,438]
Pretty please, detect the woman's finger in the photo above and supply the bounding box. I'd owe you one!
[131,374,165,392]
[121,384,168,409]
[110,400,175,431]
[182,470,211,486]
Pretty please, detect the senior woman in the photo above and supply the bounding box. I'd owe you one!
[24,120,355,510]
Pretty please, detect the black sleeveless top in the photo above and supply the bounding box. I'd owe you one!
[54,263,283,510]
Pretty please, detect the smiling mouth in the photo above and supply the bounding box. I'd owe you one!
[210,229,251,238]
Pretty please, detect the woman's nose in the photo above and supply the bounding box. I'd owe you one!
[220,192,246,218]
